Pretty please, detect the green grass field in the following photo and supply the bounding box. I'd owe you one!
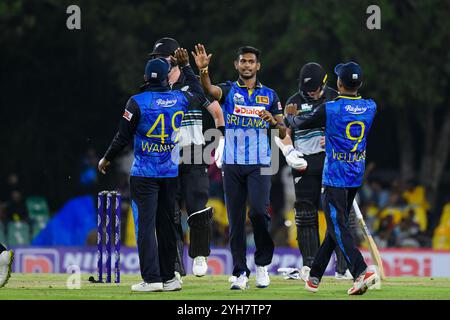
[1,274,450,300]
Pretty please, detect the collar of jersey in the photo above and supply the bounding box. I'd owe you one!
[236,78,263,89]
[336,95,362,100]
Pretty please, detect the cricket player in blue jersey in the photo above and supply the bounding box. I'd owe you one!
[192,44,286,290]
[285,62,378,295]
[98,48,207,292]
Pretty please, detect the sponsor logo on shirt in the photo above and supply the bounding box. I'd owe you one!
[233,105,266,118]
[301,103,313,112]
[123,110,133,121]
[156,98,178,107]
[345,105,367,114]
[256,95,270,105]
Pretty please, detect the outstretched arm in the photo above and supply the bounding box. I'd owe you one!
[206,100,225,129]
[191,44,222,100]
[99,99,140,174]
[174,48,205,98]
[284,103,326,130]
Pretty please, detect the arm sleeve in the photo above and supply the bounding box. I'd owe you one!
[104,98,140,161]
[284,103,326,130]
[182,65,208,110]
[181,65,204,96]
[217,82,232,104]
[269,92,283,116]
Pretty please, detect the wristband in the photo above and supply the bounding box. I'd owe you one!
[200,66,209,74]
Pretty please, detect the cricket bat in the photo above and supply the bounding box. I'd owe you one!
[352,199,386,280]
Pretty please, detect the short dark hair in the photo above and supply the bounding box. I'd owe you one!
[236,46,260,61]
[340,80,361,92]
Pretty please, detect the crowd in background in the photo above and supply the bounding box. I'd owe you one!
[1,148,449,250]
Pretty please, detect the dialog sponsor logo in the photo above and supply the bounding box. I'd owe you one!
[156,98,177,107]
[233,105,266,118]
[345,105,367,114]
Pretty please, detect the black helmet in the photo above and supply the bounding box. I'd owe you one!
[298,62,328,93]
[149,37,180,58]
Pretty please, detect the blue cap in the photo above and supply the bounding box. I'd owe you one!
[334,61,362,88]
[144,58,171,83]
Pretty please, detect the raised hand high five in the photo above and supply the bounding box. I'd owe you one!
[191,44,212,70]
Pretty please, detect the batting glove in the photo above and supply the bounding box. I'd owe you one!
[285,147,308,172]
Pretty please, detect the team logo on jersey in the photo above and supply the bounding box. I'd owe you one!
[156,98,178,107]
[233,93,245,104]
[233,105,265,118]
[300,103,312,112]
[123,110,133,121]
[256,95,270,105]
[345,105,367,114]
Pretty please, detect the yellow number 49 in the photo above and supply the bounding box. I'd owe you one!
[146,111,184,144]
[346,121,365,152]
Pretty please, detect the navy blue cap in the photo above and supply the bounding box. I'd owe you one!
[144,58,171,83]
[334,62,362,88]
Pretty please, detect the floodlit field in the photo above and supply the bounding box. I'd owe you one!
[1,274,450,300]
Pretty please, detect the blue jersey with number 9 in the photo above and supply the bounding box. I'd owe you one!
[130,90,189,178]
[323,96,377,187]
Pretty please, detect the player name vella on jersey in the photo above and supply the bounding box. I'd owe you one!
[332,149,366,162]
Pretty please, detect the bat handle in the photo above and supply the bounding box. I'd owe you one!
[353,199,363,219]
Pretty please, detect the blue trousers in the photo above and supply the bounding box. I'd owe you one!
[310,186,367,280]
[222,164,274,277]
[130,176,177,283]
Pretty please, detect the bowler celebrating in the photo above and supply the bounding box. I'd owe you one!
[193,44,286,290]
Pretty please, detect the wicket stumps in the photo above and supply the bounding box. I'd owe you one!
[97,191,121,283]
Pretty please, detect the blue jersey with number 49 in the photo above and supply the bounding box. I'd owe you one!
[130,90,188,178]
[323,96,377,187]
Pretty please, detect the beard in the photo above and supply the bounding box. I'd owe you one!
[239,71,255,79]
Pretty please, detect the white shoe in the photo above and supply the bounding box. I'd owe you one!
[193,256,208,277]
[230,273,249,290]
[163,277,182,291]
[174,271,183,284]
[335,269,353,280]
[300,266,311,282]
[367,265,381,290]
[0,250,14,288]
[347,269,377,295]
[255,265,270,288]
[131,281,163,292]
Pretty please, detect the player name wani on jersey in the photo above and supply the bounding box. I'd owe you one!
[141,141,176,153]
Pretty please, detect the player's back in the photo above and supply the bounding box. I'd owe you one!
[323,95,377,187]
[130,90,188,178]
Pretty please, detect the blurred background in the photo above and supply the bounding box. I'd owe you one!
[0,0,449,276]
